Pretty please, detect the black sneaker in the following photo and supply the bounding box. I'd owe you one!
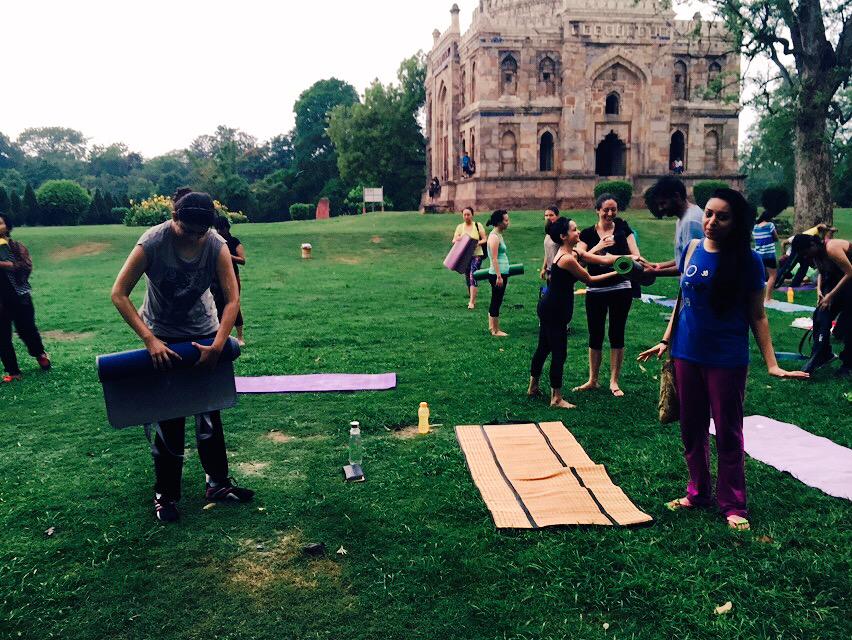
[154,496,179,523]
[802,350,835,374]
[205,478,254,503]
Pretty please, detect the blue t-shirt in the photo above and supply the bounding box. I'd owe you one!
[671,241,766,368]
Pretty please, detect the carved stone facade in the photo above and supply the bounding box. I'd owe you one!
[423,1,743,212]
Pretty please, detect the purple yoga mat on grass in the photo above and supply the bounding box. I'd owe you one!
[710,416,852,501]
[235,373,396,394]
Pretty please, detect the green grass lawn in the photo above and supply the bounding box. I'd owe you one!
[1,209,850,640]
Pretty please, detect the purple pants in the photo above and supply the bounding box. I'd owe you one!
[674,358,748,518]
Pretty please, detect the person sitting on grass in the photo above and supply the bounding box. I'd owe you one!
[486,210,511,337]
[111,192,254,523]
[0,213,51,382]
[792,233,852,376]
[452,207,487,310]
[529,216,620,409]
[638,188,808,532]
[212,216,247,346]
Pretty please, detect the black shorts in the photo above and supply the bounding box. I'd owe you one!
[761,256,778,270]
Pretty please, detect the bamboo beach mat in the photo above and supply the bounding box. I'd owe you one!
[455,422,653,528]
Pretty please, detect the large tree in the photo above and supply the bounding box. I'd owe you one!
[328,55,427,211]
[708,0,851,229]
[292,78,359,203]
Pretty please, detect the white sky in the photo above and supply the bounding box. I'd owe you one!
[3,0,754,158]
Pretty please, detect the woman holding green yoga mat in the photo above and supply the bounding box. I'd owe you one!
[486,210,511,337]
[574,194,644,397]
[638,188,807,531]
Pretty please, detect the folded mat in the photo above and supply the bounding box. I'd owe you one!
[710,416,852,501]
[765,299,816,313]
[235,372,396,393]
[455,422,653,528]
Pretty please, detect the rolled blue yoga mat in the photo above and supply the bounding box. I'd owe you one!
[97,337,241,382]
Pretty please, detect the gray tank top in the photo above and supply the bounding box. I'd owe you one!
[137,221,224,337]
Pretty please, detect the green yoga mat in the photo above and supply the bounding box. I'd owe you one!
[473,264,524,282]
[613,255,635,276]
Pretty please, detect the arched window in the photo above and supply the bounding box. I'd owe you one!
[596,131,626,176]
[673,60,687,101]
[708,61,722,97]
[500,130,517,174]
[669,131,685,171]
[470,131,476,167]
[605,93,620,115]
[704,130,719,172]
[501,54,518,96]
[539,132,554,172]
[539,56,556,96]
[471,62,477,102]
[461,68,467,107]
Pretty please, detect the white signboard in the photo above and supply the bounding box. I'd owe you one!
[363,187,384,203]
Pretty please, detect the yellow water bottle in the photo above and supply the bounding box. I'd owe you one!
[418,402,430,435]
[787,287,795,304]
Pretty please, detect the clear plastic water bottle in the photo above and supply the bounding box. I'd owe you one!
[348,421,363,466]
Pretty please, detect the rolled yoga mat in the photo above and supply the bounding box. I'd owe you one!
[97,337,241,429]
[443,236,476,274]
[472,263,524,282]
[235,372,397,394]
[455,421,653,528]
[710,416,852,501]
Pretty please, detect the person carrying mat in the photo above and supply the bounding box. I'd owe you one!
[573,194,644,397]
[793,233,852,376]
[639,188,808,532]
[0,213,51,382]
[485,210,512,337]
[452,207,487,310]
[528,217,620,409]
[111,192,254,523]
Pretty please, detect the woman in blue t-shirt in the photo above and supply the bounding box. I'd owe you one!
[639,188,807,531]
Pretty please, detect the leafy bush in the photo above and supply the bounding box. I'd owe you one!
[760,185,791,217]
[35,180,91,226]
[289,203,314,220]
[594,180,633,211]
[343,186,394,215]
[124,195,173,227]
[111,207,130,223]
[693,180,730,208]
[214,200,248,224]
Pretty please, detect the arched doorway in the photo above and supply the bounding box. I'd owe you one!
[595,132,626,176]
[500,131,517,174]
[539,131,554,171]
[669,131,685,171]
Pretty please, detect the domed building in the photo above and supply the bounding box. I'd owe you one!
[423,1,743,211]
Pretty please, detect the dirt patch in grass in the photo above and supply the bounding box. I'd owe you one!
[50,242,110,262]
[370,236,383,244]
[333,256,362,265]
[226,532,341,592]
[42,330,95,342]
[265,431,294,444]
[235,461,270,476]
[389,425,437,440]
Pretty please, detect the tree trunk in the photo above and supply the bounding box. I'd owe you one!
[793,104,833,231]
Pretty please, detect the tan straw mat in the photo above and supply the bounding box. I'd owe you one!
[455,422,653,528]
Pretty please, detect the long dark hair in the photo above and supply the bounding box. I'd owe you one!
[174,192,216,228]
[547,216,572,245]
[486,209,508,227]
[707,188,756,315]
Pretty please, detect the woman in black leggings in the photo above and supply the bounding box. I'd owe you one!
[486,210,511,336]
[529,217,620,408]
[574,194,644,397]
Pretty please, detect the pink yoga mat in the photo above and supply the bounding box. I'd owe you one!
[235,373,396,394]
[444,236,476,274]
[711,416,852,501]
